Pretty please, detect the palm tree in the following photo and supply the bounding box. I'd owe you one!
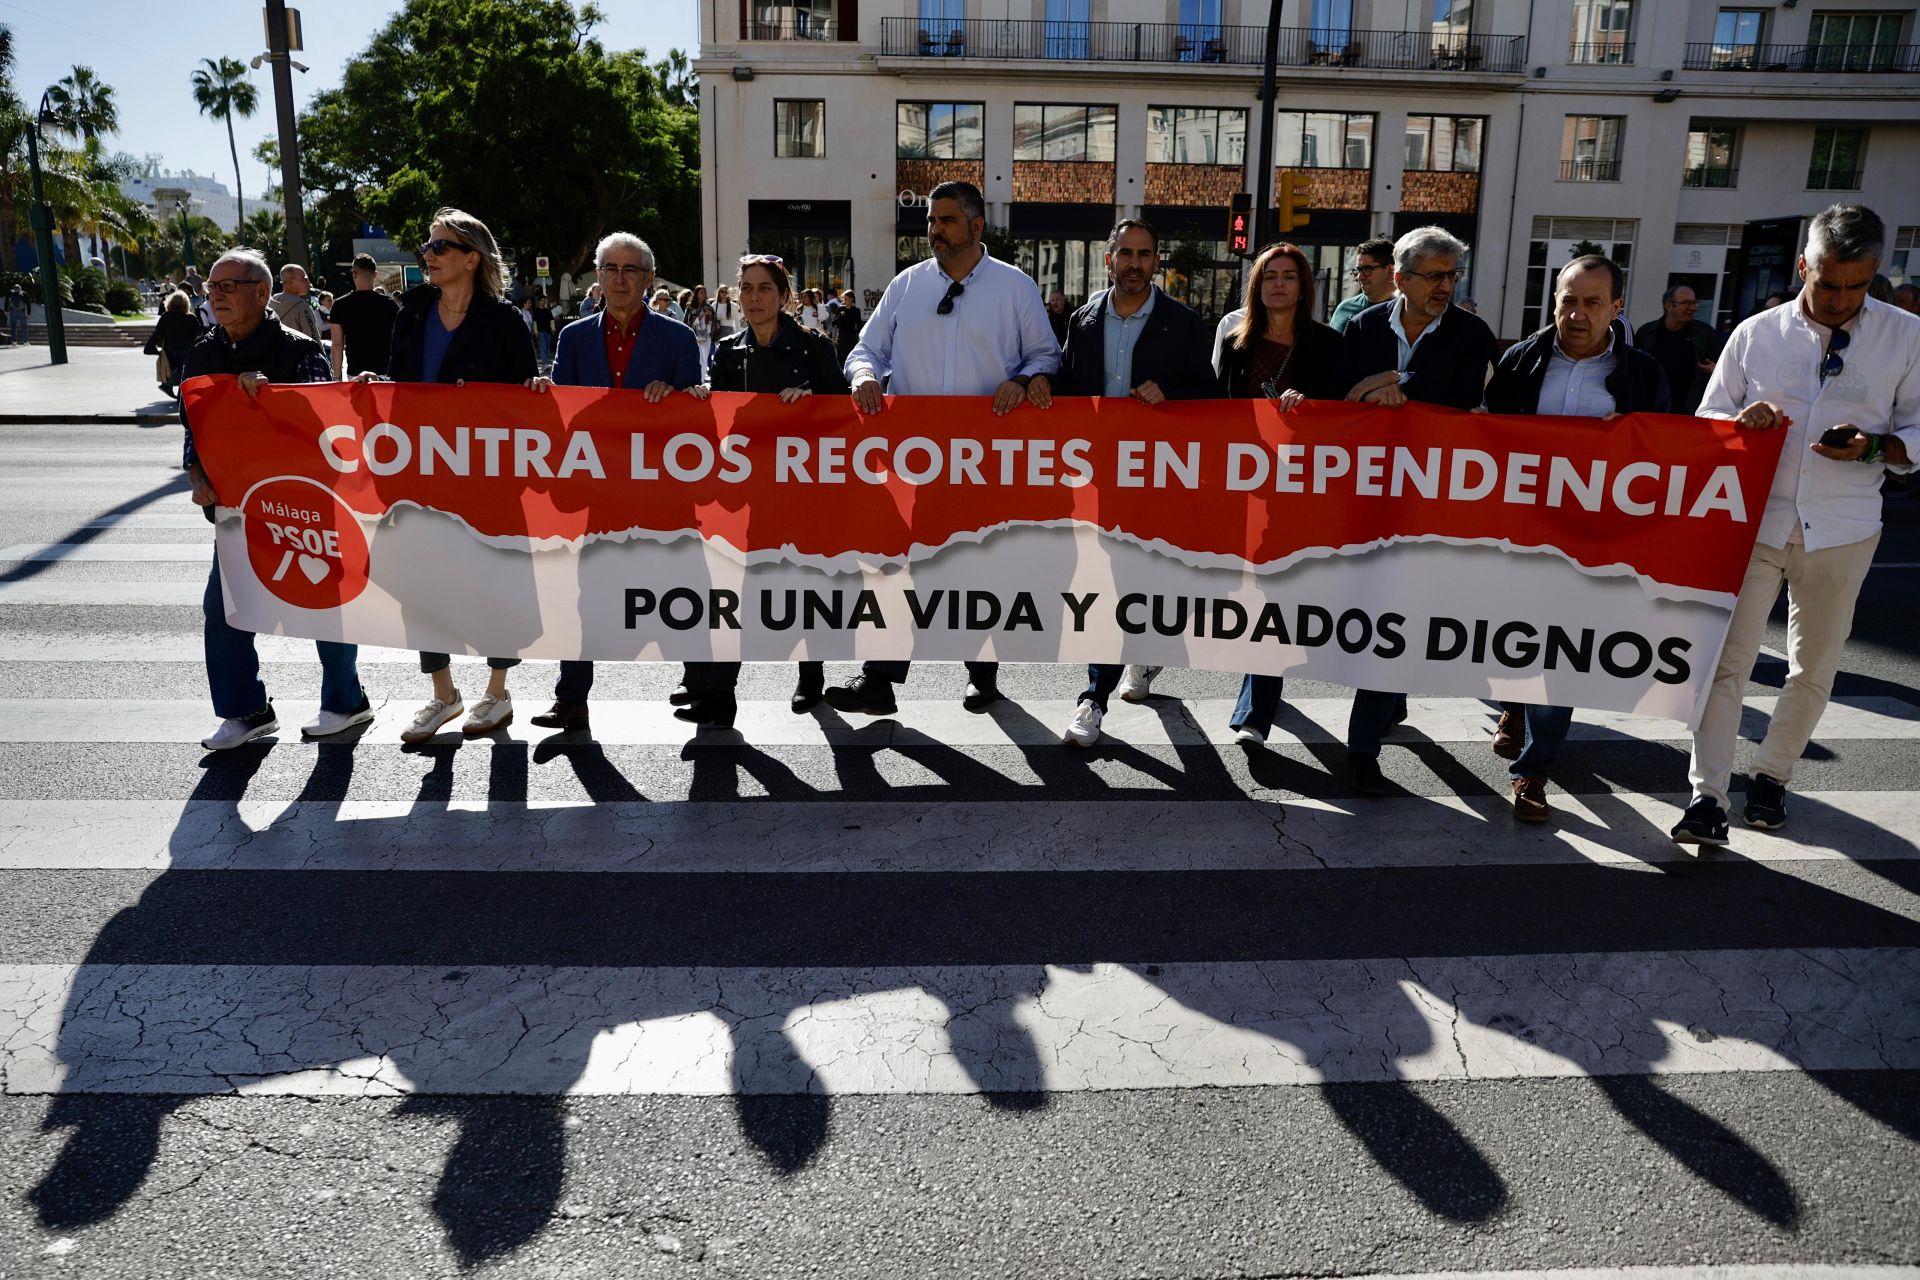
[44,65,118,141]
[190,58,258,235]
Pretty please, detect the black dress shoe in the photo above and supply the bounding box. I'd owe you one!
[1348,752,1391,796]
[530,700,590,730]
[668,685,699,706]
[791,678,825,712]
[673,691,737,729]
[962,679,1002,711]
[822,674,898,716]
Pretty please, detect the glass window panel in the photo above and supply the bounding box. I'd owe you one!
[1086,106,1117,162]
[1344,114,1373,169]
[897,103,929,158]
[953,103,984,158]
[1301,113,1342,169]
[1013,105,1045,161]
[1453,118,1483,172]
[1065,239,1088,302]
[1146,107,1175,164]
[926,103,956,159]
[1045,105,1088,161]
[775,100,825,157]
[1221,109,1247,164]
[1405,116,1433,170]
[1277,113,1306,168]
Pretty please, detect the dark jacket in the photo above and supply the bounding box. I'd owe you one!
[1633,316,1723,413]
[387,285,536,385]
[1485,320,1672,416]
[552,306,701,391]
[145,309,206,363]
[1334,299,1498,411]
[708,312,850,395]
[1217,315,1346,400]
[178,314,331,473]
[1053,286,1219,400]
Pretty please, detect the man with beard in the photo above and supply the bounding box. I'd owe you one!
[828,180,1059,716]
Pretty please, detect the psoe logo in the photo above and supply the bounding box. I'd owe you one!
[239,475,373,610]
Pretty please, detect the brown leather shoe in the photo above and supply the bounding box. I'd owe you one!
[1492,707,1523,760]
[529,699,589,731]
[1512,776,1550,823]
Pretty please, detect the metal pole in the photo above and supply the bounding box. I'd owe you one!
[1253,3,1283,252]
[25,93,66,365]
[264,0,310,267]
[180,200,196,272]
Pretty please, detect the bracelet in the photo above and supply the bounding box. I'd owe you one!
[1858,434,1883,464]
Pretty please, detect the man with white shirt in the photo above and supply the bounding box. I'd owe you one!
[826,180,1061,716]
[1672,204,1919,845]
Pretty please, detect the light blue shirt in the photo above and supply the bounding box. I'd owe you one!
[845,249,1060,395]
[1101,287,1156,398]
[1388,296,1443,382]
[1537,329,1618,418]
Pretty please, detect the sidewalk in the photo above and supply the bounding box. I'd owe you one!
[0,342,180,423]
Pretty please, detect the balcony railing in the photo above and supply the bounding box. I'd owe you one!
[1567,41,1634,63]
[1682,41,1919,71]
[745,19,844,41]
[1808,167,1865,190]
[1681,165,1738,188]
[1559,159,1622,181]
[879,18,1527,73]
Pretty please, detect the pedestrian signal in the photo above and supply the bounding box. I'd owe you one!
[1228,192,1253,256]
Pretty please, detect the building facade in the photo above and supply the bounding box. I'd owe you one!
[121,165,271,237]
[695,0,1918,337]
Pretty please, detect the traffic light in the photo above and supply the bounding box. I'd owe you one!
[1227,192,1252,256]
[1277,171,1313,235]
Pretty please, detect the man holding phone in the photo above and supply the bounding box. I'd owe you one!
[1672,204,1919,845]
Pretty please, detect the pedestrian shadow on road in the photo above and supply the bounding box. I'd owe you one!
[0,474,190,586]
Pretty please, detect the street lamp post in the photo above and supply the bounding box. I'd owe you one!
[1252,9,1284,253]
[179,198,196,273]
[24,91,67,365]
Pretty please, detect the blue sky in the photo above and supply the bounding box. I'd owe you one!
[7,0,701,197]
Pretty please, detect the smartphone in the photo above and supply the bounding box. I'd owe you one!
[1819,426,1857,448]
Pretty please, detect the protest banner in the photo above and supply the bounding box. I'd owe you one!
[183,377,1784,723]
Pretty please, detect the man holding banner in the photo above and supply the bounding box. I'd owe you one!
[1674,204,1919,845]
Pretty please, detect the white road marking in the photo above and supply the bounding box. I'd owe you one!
[0,542,210,561]
[0,581,203,606]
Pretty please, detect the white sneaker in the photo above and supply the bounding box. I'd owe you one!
[1117,665,1164,703]
[302,697,374,738]
[462,692,514,736]
[1233,724,1267,748]
[201,705,279,750]
[401,694,464,744]
[1063,700,1103,747]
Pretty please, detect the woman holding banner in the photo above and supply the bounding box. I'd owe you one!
[363,207,538,743]
[684,254,849,727]
[1220,243,1346,747]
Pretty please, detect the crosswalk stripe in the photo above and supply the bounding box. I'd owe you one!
[78,513,218,530]
[1,694,1913,746]
[4,947,1912,1096]
[2,794,1912,873]
[0,542,210,561]
[0,581,203,606]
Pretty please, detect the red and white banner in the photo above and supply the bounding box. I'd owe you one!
[184,377,1784,723]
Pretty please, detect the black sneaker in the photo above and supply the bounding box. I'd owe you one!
[822,674,898,716]
[1347,752,1391,796]
[1670,796,1730,846]
[1743,774,1788,830]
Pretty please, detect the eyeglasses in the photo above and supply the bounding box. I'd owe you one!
[598,263,648,277]
[1406,268,1464,285]
[937,280,964,315]
[1821,327,1850,383]
[739,254,785,267]
[206,278,262,294]
[1353,264,1385,277]
[419,238,474,257]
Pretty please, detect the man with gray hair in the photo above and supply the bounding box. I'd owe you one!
[1634,283,1723,413]
[268,262,323,342]
[1672,204,1920,844]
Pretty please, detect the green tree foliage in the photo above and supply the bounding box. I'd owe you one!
[238,206,287,267]
[43,65,117,141]
[292,0,699,279]
[191,58,259,235]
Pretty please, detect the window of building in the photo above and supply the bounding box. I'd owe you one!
[1432,0,1471,43]
[1569,0,1634,61]
[1013,104,1117,162]
[897,102,985,159]
[1808,12,1905,69]
[1175,0,1226,61]
[775,100,826,157]
[1403,116,1484,172]
[1808,126,1867,190]
[1710,9,1766,66]
[750,1,839,39]
[1044,0,1091,58]
[1277,112,1374,169]
[1682,124,1740,188]
[1559,115,1624,180]
[1310,0,1353,46]
[1522,217,1635,336]
[1146,107,1248,165]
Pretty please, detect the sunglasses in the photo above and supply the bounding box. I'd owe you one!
[1821,327,1850,383]
[739,254,785,267]
[937,280,964,316]
[419,238,474,257]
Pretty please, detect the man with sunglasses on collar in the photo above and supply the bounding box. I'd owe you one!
[1673,204,1920,846]
[828,180,1060,716]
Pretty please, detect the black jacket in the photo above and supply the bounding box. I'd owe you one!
[707,312,851,395]
[145,309,206,362]
[177,313,331,480]
[387,285,536,385]
[1217,315,1346,400]
[1484,320,1672,416]
[1052,286,1219,400]
[1334,300,1498,411]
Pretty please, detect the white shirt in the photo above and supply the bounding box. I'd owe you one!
[1388,297,1444,381]
[846,249,1060,396]
[1212,309,1244,377]
[1700,295,1920,552]
[1538,328,1618,419]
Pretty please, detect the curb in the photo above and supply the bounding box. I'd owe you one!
[0,413,180,424]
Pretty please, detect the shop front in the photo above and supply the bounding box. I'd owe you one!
[746,199,853,295]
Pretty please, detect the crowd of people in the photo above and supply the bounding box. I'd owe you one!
[174,186,1919,848]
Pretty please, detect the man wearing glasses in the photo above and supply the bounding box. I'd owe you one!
[1331,225,1500,797]
[1672,204,1919,845]
[828,179,1060,716]
[1634,284,1723,414]
[1328,236,1398,333]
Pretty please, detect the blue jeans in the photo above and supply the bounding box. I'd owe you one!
[537,332,553,367]
[1079,664,1124,711]
[1230,674,1285,736]
[861,660,999,686]
[1503,701,1574,780]
[1346,689,1409,757]
[8,315,25,344]
[203,552,361,719]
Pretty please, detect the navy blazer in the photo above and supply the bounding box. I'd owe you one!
[1334,300,1498,412]
[553,308,702,390]
[1052,286,1220,400]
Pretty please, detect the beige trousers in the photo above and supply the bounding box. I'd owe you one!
[1688,531,1880,808]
